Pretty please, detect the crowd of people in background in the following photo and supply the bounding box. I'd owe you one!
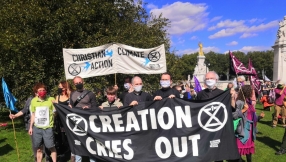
[8,71,286,162]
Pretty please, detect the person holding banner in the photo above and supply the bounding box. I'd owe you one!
[153,72,180,100]
[197,71,236,162]
[119,76,133,102]
[100,86,123,108]
[54,81,74,162]
[69,76,97,109]
[69,76,98,162]
[28,83,57,162]
[196,71,224,100]
[123,76,153,106]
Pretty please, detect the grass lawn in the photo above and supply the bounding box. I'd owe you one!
[1,104,286,162]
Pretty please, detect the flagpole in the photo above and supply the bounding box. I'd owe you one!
[10,110,20,162]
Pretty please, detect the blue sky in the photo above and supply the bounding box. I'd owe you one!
[142,0,285,55]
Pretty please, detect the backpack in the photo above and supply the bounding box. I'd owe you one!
[267,89,275,104]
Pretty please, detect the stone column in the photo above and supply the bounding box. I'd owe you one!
[273,16,286,83]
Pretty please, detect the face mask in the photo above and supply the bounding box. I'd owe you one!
[57,88,63,94]
[124,83,130,90]
[75,83,83,90]
[134,85,142,92]
[160,80,171,88]
[205,79,216,89]
[277,84,283,89]
[239,82,245,86]
[38,91,47,98]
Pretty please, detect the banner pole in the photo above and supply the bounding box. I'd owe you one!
[10,110,20,162]
[115,73,117,85]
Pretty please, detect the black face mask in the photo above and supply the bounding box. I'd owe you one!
[57,88,63,94]
[75,83,83,90]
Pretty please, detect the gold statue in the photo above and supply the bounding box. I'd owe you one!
[198,42,204,56]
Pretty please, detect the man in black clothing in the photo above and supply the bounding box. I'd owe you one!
[119,76,133,102]
[153,72,180,100]
[196,71,235,162]
[197,71,224,100]
[70,76,97,109]
[69,76,98,162]
[124,76,152,106]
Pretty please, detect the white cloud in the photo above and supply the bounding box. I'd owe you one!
[203,46,220,53]
[209,20,278,39]
[224,50,238,54]
[248,18,266,23]
[226,41,238,46]
[239,46,271,53]
[177,38,185,44]
[240,33,258,38]
[177,46,220,55]
[150,2,209,35]
[146,3,157,10]
[210,16,222,22]
[190,36,197,40]
[208,19,245,31]
[177,48,197,55]
[248,18,257,23]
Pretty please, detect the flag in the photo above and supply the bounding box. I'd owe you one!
[248,59,261,94]
[194,76,202,92]
[2,78,18,112]
[229,51,255,75]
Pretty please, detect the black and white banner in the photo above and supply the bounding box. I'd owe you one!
[55,91,239,162]
[63,43,166,79]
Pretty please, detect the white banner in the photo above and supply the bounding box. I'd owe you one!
[63,43,166,79]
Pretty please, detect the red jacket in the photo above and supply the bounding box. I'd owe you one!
[260,95,274,107]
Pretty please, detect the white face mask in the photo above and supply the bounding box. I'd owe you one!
[133,85,142,92]
[124,83,130,90]
[205,79,216,89]
[160,80,171,88]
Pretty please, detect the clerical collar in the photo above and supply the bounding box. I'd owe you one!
[206,87,217,92]
[133,91,142,95]
[161,87,171,91]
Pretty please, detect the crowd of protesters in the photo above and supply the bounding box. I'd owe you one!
[8,71,286,162]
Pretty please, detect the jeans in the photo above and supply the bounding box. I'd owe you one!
[75,155,97,162]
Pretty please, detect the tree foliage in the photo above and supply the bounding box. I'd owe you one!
[0,0,170,108]
[0,0,275,110]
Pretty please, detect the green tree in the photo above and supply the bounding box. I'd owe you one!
[0,0,170,108]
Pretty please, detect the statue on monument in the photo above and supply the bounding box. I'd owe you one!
[277,16,286,39]
[198,42,204,56]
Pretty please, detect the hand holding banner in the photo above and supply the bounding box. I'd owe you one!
[55,91,239,162]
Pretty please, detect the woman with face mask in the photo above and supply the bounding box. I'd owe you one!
[54,81,74,162]
[55,81,73,105]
